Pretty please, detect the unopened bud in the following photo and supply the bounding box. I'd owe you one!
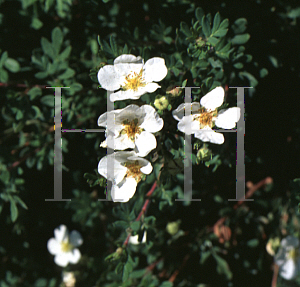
[154,95,169,110]
[166,220,181,235]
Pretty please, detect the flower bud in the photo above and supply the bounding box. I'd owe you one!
[154,95,169,110]
[166,220,181,235]
[196,144,212,162]
[166,85,182,97]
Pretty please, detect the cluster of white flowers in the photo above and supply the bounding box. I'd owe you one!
[97,54,167,202]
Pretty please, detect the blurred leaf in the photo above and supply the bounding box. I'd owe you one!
[4,58,20,73]
[269,55,279,68]
[239,71,258,87]
[10,200,18,222]
[0,68,8,82]
[231,33,250,45]
[58,68,75,79]
[212,12,221,34]
[259,68,268,78]
[31,17,43,30]
[195,7,205,22]
[212,253,232,280]
[52,27,63,55]
[232,18,247,34]
[247,238,259,247]
[202,16,211,38]
[41,95,54,107]
[27,87,42,100]
[287,7,300,19]
[180,22,192,37]
[41,37,55,59]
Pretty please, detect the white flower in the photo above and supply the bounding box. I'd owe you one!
[98,104,163,157]
[47,225,83,267]
[97,54,168,102]
[98,151,153,202]
[129,232,147,245]
[172,86,241,144]
[62,272,76,287]
[275,236,300,280]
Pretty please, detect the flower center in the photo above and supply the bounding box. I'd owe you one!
[122,69,146,91]
[121,119,143,141]
[288,248,300,262]
[123,160,143,183]
[61,240,73,253]
[195,108,217,129]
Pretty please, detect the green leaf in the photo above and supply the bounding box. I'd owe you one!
[268,55,279,68]
[41,95,54,107]
[41,37,55,59]
[0,51,8,66]
[14,196,28,210]
[58,46,72,61]
[212,12,221,34]
[207,36,219,46]
[233,62,243,69]
[247,238,259,247]
[27,87,42,100]
[109,35,118,56]
[232,18,247,34]
[213,253,232,280]
[287,7,300,19]
[35,71,48,79]
[259,68,268,78]
[58,68,75,80]
[4,58,20,73]
[131,221,141,232]
[213,29,228,37]
[218,18,229,30]
[31,17,43,30]
[0,68,8,82]
[16,110,23,120]
[180,22,192,37]
[195,7,205,21]
[200,250,211,264]
[231,33,250,45]
[10,200,18,222]
[159,282,173,287]
[52,27,63,55]
[239,71,258,87]
[202,16,211,38]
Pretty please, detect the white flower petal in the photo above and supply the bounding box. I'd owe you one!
[47,238,61,255]
[177,115,200,135]
[114,54,143,64]
[135,132,157,157]
[54,225,68,242]
[139,105,163,133]
[194,128,225,144]
[215,108,241,129]
[114,63,144,77]
[143,57,168,82]
[66,249,81,264]
[128,232,147,245]
[69,231,83,247]
[98,155,127,185]
[54,254,69,267]
[140,160,153,175]
[112,178,137,202]
[97,65,124,91]
[279,258,297,280]
[172,102,200,121]
[200,86,224,111]
[110,89,144,102]
[143,82,161,93]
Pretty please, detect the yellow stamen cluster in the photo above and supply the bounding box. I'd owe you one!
[195,108,217,129]
[123,160,143,183]
[121,119,143,141]
[122,69,146,91]
[61,240,73,253]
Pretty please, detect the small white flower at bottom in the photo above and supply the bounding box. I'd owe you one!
[47,225,83,267]
[98,151,153,202]
[275,236,300,280]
